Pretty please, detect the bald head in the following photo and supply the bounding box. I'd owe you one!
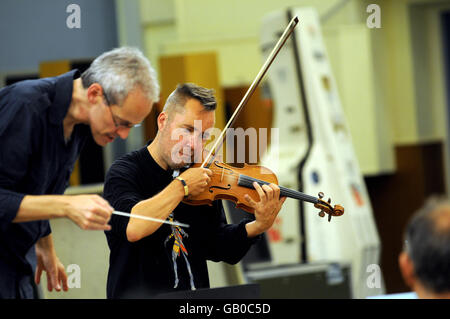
[404,197,450,294]
[427,203,450,233]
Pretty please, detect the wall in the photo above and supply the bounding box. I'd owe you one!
[0,0,118,78]
[141,0,363,86]
[361,0,450,146]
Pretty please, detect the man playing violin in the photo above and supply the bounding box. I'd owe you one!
[103,83,286,298]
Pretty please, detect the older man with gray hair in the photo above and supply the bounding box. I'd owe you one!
[399,197,450,298]
[0,47,159,298]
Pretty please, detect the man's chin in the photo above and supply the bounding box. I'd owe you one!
[169,162,189,170]
[93,135,115,147]
[169,157,194,170]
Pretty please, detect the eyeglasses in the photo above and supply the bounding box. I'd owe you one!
[103,92,142,129]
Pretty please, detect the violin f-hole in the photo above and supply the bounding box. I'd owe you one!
[209,185,231,193]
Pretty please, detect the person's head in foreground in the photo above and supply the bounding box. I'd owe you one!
[399,196,450,299]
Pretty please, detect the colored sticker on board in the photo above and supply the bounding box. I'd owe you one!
[351,183,364,206]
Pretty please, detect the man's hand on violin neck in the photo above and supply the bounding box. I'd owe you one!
[180,167,212,197]
[244,182,287,238]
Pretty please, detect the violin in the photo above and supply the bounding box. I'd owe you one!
[184,161,344,222]
[182,16,344,222]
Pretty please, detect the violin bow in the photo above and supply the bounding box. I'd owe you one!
[201,16,299,169]
[112,210,189,228]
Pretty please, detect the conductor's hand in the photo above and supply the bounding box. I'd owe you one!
[63,195,113,231]
[35,235,68,293]
[179,167,212,197]
[244,182,287,237]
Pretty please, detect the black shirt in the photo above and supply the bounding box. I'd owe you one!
[0,70,90,298]
[104,145,258,298]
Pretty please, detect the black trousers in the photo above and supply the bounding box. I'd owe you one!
[15,275,38,299]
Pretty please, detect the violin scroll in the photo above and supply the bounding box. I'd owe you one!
[314,192,344,222]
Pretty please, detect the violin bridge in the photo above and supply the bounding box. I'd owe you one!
[220,167,225,182]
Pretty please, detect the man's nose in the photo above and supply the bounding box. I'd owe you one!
[184,132,195,146]
[191,133,204,148]
[116,127,131,140]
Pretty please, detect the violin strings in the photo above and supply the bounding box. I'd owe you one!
[239,175,318,203]
[192,166,336,212]
[201,167,319,204]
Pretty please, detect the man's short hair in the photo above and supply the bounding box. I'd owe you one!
[404,196,450,293]
[81,47,160,106]
[163,83,216,116]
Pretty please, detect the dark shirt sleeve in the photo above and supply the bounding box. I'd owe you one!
[0,90,39,231]
[103,158,145,241]
[201,201,260,265]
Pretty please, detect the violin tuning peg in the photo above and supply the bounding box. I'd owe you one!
[327,198,331,204]
[328,214,332,222]
[318,210,325,218]
[318,192,324,199]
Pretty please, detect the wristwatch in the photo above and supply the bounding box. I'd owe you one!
[176,176,189,198]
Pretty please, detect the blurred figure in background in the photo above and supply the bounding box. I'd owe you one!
[399,197,450,299]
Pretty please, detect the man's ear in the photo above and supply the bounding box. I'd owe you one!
[157,111,169,131]
[399,251,416,289]
[86,83,103,104]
